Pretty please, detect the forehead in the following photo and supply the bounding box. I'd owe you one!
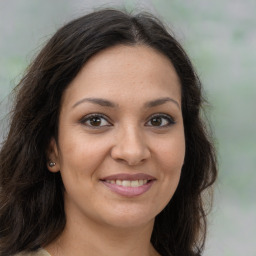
[62,44,181,107]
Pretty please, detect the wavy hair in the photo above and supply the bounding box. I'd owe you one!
[0,9,217,256]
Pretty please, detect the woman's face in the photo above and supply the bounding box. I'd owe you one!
[48,45,185,229]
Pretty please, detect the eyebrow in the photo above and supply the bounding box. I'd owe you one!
[72,98,117,108]
[72,97,180,109]
[144,97,180,109]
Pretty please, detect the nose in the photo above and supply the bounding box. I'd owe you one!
[110,125,151,166]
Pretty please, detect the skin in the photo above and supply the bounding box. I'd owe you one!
[46,45,185,256]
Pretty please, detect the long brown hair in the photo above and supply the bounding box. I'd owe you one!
[0,9,217,256]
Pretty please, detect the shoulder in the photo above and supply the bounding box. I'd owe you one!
[14,248,51,256]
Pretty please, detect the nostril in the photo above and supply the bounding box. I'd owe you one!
[110,136,151,166]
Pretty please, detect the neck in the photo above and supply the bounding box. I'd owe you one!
[45,210,159,256]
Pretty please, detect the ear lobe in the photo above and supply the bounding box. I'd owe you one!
[46,137,60,173]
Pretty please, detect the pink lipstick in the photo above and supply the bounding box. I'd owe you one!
[100,173,156,197]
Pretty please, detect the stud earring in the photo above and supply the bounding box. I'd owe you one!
[49,162,56,167]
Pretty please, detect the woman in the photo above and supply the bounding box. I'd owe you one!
[0,9,217,256]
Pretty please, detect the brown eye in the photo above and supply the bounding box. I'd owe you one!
[89,116,102,126]
[151,117,163,126]
[81,114,111,128]
[146,114,175,127]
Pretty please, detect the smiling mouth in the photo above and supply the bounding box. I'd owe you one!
[100,173,156,197]
[104,179,150,187]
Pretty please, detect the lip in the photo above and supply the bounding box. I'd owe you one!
[101,173,156,181]
[100,173,156,197]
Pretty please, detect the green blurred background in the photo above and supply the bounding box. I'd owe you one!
[0,0,255,255]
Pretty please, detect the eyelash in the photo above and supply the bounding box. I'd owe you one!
[80,113,175,129]
[80,114,112,129]
[145,114,175,127]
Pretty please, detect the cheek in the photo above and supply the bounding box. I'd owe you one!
[157,132,185,172]
[153,132,185,202]
[57,135,110,202]
[58,131,110,177]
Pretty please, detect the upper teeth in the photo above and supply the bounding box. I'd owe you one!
[105,179,148,187]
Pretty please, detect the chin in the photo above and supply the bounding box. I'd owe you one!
[108,216,155,230]
[100,206,158,229]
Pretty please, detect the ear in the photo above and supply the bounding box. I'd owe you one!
[46,137,60,173]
